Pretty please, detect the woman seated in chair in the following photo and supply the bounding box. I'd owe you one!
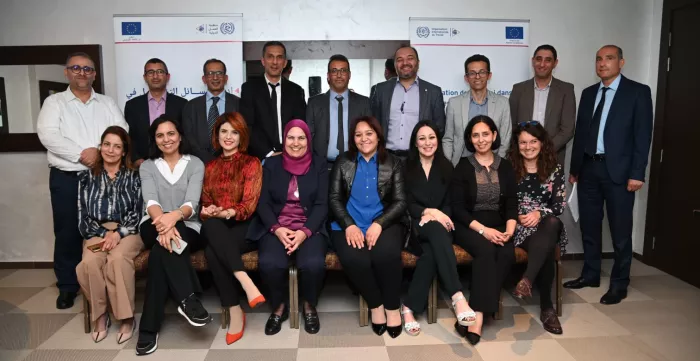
[247,120,329,336]
[451,115,518,345]
[400,120,476,336]
[329,116,407,338]
[76,126,143,344]
[200,112,265,345]
[135,115,210,356]
[507,121,567,335]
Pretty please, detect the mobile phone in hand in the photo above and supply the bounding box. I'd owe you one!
[171,238,188,255]
[87,241,105,253]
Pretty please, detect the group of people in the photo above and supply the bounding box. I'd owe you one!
[36,39,652,356]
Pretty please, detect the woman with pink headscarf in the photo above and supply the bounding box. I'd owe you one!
[247,120,329,336]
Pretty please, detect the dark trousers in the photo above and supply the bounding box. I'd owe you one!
[578,158,635,290]
[139,221,205,333]
[331,224,404,310]
[454,221,514,313]
[405,222,461,313]
[518,216,562,309]
[202,218,256,308]
[258,232,328,309]
[49,168,82,293]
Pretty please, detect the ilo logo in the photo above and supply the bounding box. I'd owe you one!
[220,22,235,35]
[416,26,430,38]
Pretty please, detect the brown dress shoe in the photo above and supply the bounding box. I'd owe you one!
[512,277,533,300]
[540,308,562,335]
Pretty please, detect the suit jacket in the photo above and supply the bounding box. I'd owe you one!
[442,90,512,166]
[371,77,446,138]
[570,75,653,184]
[246,155,329,241]
[240,77,307,159]
[509,77,576,165]
[124,93,187,161]
[181,92,239,165]
[307,90,371,158]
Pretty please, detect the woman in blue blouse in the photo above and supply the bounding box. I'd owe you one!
[76,126,143,344]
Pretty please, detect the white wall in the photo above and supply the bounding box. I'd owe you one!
[0,0,662,261]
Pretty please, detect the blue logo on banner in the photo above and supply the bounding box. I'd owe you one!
[416,26,430,38]
[220,22,235,34]
[122,22,142,36]
[505,26,523,39]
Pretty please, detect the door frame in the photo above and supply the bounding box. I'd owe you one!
[643,0,699,265]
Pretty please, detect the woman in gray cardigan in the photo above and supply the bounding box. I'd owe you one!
[135,116,210,356]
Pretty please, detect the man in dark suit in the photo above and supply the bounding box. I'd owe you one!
[241,41,306,159]
[181,58,240,164]
[369,58,397,102]
[307,54,371,163]
[509,45,576,166]
[565,45,653,305]
[124,58,187,167]
[371,46,445,157]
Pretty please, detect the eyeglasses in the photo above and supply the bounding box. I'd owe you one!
[329,68,350,76]
[145,69,167,77]
[466,70,490,78]
[66,65,95,75]
[518,120,540,127]
[205,71,226,78]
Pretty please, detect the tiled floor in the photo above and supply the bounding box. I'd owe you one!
[1,259,698,361]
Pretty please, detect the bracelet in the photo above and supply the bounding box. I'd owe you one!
[225,210,232,220]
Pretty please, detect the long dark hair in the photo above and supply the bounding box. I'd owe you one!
[92,126,134,176]
[507,121,558,183]
[347,116,388,163]
[406,120,452,178]
[147,115,192,159]
[464,115,502,153]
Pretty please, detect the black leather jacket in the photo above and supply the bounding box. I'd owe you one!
[329,152,407,229]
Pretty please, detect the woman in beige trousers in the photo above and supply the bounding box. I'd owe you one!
[76,126,143,344]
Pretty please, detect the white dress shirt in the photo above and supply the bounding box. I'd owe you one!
[37,87,128,171]
[532,78,552,124]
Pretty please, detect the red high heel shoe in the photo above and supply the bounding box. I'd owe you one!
[248,295,266,309]
[226,312,246,345]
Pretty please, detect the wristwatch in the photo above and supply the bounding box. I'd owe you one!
[478,228,484,235]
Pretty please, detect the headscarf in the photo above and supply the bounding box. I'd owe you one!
[281,119,312,175]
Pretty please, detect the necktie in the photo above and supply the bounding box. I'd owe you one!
[336,95,345,154]
[269,82,280,145]
[586,87,609,156]
[207,96,220,153]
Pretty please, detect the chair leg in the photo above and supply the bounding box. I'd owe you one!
[289,266,299,329]
[359,296,369,327]
[427,278,438,324]
[221,307,229,329]
[556,258,563,317]
[494,291,503,320]
[83,295,91,333]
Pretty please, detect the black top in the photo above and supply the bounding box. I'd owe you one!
[405,156,453,219]
[124,93,187,162]
[451,154,518,228]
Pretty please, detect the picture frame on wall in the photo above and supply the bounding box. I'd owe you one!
[0,77,8,134]
[39,80,69,108]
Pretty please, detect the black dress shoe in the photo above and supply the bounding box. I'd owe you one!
[454,322,467,337]
[371,322,387,336]
[56,291,77,309]
[600,289,627,305]
[135,331,158,356]
[454,322,480,345]
[563,277,600,289]
[387,325,402,338]
[265,310,289,335]
[303,306,320,334]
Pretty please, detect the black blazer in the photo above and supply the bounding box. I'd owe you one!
[451,155,518,228]
[307,90,371,158]
[570,75,653,184]
[124,93,187,161]
[371,77,446,136]
[240,77,307,159]
[181,92,240,164]
[246,155,329,241]
[405,156,454,221]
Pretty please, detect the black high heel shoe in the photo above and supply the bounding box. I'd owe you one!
[386,324,402,338]
[371,322,387,336]
[454,321,480,345]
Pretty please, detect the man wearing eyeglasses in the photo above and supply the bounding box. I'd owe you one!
[307,54,371,163]
[182,58,240,164]
[124,58,188,167]
[509,45,576,166]
[443,54,512,166]
[371,46,445,158]
[37,52,128,310]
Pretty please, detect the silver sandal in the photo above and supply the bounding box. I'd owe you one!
[401,306,421,336]
[452,294,476,326]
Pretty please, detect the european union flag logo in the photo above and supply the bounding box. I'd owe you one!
[121,22,142,36]
[505,26,524,40]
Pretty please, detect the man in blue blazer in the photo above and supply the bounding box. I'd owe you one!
[565,45,653,305]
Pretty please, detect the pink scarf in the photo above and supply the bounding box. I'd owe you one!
[282,119,312,176]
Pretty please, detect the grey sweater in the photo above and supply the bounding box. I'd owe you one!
[139,155,205,232]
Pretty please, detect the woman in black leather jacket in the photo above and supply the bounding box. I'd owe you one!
[328,115,407,338]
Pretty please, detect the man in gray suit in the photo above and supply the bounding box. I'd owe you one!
[371,46,445,157]
[182,58,240,164]
[307,54,371,162]
[443,54,512,166]
[510,45,576,165]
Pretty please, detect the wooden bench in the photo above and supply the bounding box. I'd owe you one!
[83,244,562,332]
